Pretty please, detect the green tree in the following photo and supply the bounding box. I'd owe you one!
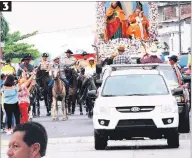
[1,14,9,42]
[3,31,40,61]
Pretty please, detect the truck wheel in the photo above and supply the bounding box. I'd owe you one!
[179,105,190,133]
[167,128,179,148]
[94,130,107,150]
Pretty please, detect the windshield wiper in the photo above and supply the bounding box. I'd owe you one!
[123,94,150,96]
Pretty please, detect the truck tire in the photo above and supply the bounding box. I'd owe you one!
[179,105,190,133]
[167,128,179,148]
[94,130,107,150]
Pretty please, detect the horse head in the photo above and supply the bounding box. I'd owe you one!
[52,67,60,80]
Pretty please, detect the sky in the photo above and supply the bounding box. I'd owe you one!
[3,2,96,58]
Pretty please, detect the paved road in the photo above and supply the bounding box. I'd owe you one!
[1,102,191,158]
[1,139,190,158]
[1,103,93,140]
[1,103,191,140]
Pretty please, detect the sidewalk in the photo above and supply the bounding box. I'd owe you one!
[1,133,190,146]
[1,137,190,158]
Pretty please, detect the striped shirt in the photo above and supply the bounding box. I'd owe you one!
[113,54,132,64]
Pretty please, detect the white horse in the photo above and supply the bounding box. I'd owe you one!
[51,67,68,121]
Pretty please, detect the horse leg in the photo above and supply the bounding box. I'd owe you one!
[79,101,83,115]
[52,96,57,120]
[32,102,36,117]
[62,97,68,120]
[44,92,51,116]
[68,95,72,115]
[85,99,89,115]
[37,97,40,117]
[56,100,59,120]
[71,94,76,114]
[65,95,68,114]
[28,103,33,121]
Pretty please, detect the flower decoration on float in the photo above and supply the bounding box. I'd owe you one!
[95,2,159,59]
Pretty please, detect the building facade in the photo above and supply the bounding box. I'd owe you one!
[157,2,191,55]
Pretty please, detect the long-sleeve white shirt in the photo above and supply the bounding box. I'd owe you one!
[84,66,96,78]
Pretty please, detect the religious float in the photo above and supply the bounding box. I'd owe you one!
[94,1,163,61]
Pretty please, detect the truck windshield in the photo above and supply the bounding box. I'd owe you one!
[102,74,169,96]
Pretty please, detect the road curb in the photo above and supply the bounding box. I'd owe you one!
[1,135,190,147]
[1,136,94,146]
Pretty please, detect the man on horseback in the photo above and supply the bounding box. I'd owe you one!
[49,56,69,93]
[17,55,34,78]
[37,53,52,116]
[79,57,96,102]
[63,49,77,69]
[77,51,88,71]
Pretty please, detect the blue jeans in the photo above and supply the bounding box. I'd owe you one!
[48,78,69,88]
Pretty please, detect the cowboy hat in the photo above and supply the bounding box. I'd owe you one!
[88,57,95,61]
[42,53,49,57]
[53,56,60,61]
[22,55,31,61]
[65,49,73,54]
[82,51,88,56]
[149,44,159,55]
[118,46,125,52]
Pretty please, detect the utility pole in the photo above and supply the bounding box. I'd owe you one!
[92,45,99,63]
[178,1,182,55]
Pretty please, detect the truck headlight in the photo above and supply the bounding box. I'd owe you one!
[161,104,178,113]
[100,107,110,114]
[93,106,110,115]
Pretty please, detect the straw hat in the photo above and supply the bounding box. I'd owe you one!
[53,56,60,61]
[149,44,159,55]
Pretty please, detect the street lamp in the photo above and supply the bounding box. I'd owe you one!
[178,2,182,55]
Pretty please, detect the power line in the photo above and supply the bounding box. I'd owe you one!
[36,25,94,35]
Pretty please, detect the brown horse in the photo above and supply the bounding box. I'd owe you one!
[51,67,68,121]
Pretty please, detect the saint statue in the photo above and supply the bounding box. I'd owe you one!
[105,1,127,41]
[127,2,149,40]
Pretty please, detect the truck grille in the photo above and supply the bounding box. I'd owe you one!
[116,119,155,127]
[116,106,155,113]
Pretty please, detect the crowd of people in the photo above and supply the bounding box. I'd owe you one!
[0,49,98,134]
[0,45,191,135]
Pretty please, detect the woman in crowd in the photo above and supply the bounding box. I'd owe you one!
[1,75,20,134]
[18,68,36,124]
[1,68,36,134]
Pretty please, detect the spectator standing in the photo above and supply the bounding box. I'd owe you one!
[1,75,20,134]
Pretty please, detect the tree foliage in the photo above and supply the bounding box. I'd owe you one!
[1,15,9,42]
[3,29,40,61]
